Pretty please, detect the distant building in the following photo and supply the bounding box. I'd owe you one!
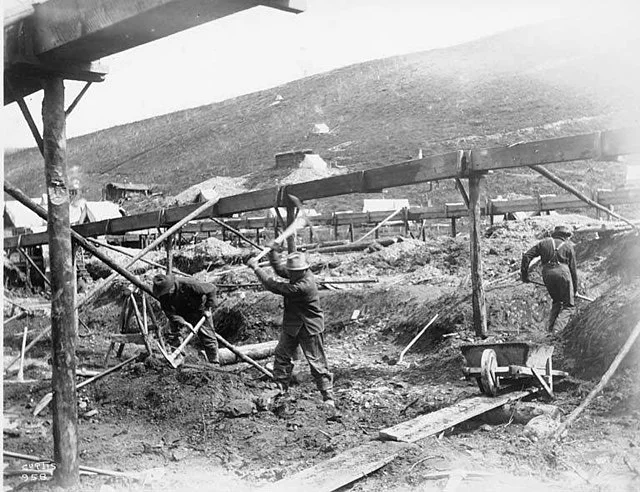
[275,149,314,169]
[103,182,150,202]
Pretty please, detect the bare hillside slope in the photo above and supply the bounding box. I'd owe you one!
[5,18,640,211]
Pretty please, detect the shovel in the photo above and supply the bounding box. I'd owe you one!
[157,316,207,368]
[392,314,439,366]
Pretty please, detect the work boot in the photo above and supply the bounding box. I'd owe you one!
[204,349,220,365]
[321,389,336,407]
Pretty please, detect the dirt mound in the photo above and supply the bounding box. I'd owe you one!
[85,246,164,279]
[561,278,640,379]
[173,176,248,205]
[173,237,247,274]
[280,166,346,185]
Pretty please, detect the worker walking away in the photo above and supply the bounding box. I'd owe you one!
[152,273,220,364]
[521,225,578,333]
[247,244,335,409]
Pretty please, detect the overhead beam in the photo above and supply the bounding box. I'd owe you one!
[4,128,639,249]
[28,0,301,62]
[5,186,640,250]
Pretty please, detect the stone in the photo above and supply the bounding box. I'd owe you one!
[523,415,559,442]
[222,398,256,418]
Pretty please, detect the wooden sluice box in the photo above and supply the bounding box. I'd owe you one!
[460,342,568,398]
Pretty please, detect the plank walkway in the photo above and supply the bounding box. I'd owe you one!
[379,390,533,442]
[267,390,534,492]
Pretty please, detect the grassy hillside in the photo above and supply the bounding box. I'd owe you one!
[5,18,640,213]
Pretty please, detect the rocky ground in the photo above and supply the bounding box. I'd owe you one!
[3,214,640,492]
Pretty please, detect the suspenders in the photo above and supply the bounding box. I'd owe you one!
[547,237,564,266]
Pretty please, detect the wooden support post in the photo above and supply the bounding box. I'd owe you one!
[421,220,426,242]
[333,215,339,241]
[42,76,79,486]
[403,208,409,237]
[286,202,297,253]
[450,217,457,238]
[349,223,354,243]
[24,248,33,291]
[256,228,261,245]
[468,173,487,339]
[166,233,173,275]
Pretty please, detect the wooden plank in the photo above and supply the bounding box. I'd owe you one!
[379,390,533,442]
[268,441,408,492]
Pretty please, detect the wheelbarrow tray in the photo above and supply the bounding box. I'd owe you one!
[460,342,553,370]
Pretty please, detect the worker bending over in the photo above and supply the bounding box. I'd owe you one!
[152,273,220,364]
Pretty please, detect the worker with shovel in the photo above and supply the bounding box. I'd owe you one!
[247,244,335,409]
[152,273,220,364]
[521,225,578,333]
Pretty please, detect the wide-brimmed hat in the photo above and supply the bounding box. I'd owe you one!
[285,252,309,271]
[152,273,175,297]
[552,225,572,238]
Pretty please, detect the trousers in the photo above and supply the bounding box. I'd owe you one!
[273,329,333,392]
[169,314,219,359]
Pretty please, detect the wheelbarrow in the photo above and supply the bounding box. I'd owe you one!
[460,342,569,398]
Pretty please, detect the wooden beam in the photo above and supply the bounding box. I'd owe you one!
[530,164,637,230]
[42,76,79,486]
[65,82,92,116]
[379,390,533,442]
[6,186,640,250]
[260,0,306,13]
[468,174,487,339]
[454,178,470,208]
[30,0,268,62]
[4,129,640,249]
[6,78,44,155]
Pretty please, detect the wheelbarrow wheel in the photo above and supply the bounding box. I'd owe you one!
[480,349,499,396]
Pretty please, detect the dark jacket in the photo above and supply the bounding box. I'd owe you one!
[158,276,216,326]
[254,251,324,336]
[521,236,578,293]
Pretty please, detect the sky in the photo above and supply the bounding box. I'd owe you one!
[1,0,624,150]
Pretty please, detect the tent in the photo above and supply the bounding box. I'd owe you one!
[85,201,125,222]
[362,199,410,213]
[4,200,47,232]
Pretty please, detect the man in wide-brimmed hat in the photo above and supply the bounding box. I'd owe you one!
[152,273,220,364]
[521,225,578,332]
[247,244,334,408]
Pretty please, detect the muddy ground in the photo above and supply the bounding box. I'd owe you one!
[3,215,640,492]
